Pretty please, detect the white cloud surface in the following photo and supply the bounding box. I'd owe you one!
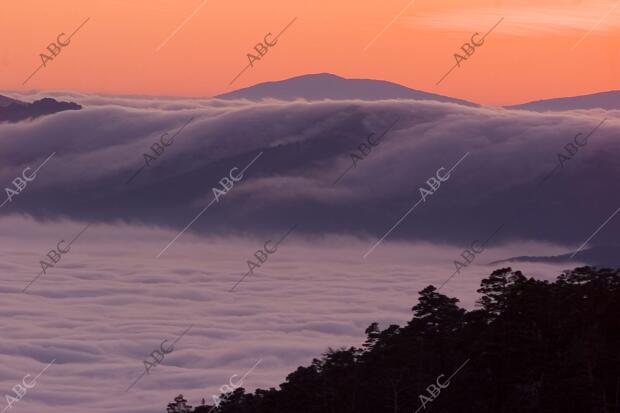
[0,91,617,413]
[0,215,577,413]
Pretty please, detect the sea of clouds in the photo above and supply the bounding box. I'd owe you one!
[0,92,617,413]
[0,215,576,413]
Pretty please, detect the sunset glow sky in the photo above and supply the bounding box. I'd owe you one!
[1,0,619,105]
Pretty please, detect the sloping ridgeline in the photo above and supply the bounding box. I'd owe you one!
[171,267,620,413]
[0,96,81,123]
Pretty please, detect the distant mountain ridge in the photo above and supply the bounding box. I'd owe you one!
[0,95,81,123]
[217,73,478,106]
[218,74,620,112]
[506,90,620,111]
[3,77,617,115]
[0,94,25,107]
[490,245,620,268]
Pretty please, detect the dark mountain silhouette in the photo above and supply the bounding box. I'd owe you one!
[506,90,620,111]
[217,73,478,106]
[0,94,25,107]
[0,96,81,123]
[489,245,620,268]
[176,266,620,413]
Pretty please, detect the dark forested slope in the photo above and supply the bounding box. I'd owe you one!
[169,267,620,413]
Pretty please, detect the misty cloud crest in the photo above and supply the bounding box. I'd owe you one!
[0,93,618,246]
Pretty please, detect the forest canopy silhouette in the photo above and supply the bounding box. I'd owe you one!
[168,266,620,413]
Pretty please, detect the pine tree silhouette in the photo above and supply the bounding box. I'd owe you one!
[167,395,192,413]
[179,266,620,413]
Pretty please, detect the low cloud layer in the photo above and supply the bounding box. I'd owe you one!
[0,215,574,413]
[0,92,616,413]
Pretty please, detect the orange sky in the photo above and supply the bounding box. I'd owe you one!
[0,0,618,105]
